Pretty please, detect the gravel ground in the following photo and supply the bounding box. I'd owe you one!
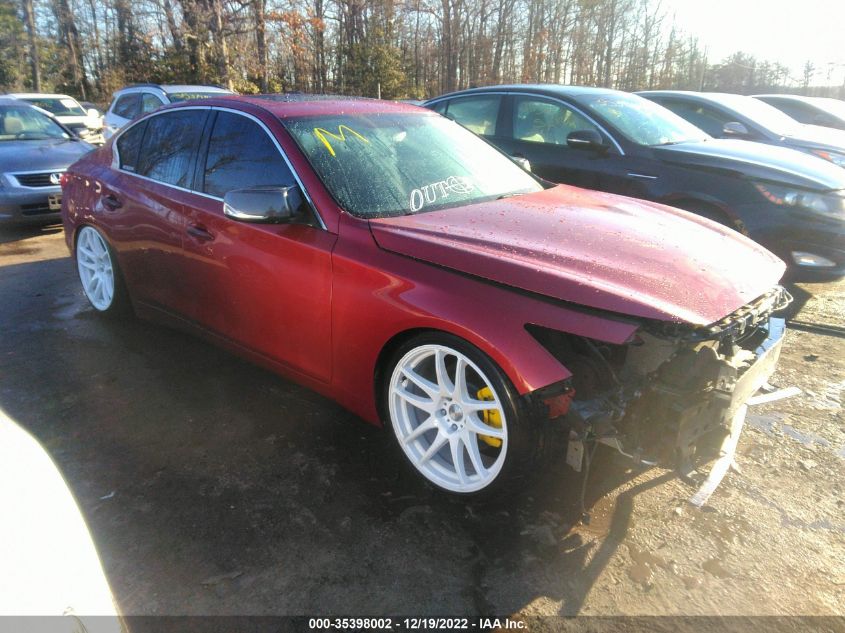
[0,224,842,621]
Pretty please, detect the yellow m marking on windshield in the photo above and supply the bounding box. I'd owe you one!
[313,125,370,157]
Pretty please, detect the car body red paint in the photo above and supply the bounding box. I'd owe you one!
[61,96,785,428]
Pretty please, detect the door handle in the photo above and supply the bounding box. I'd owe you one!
[102,193,122,210]
[187,224,214,242]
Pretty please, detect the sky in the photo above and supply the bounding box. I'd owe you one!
[666,0,845,82]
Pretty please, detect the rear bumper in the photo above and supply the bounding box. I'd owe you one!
[0,188,63,225]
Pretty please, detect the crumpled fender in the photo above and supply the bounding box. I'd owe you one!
[329,214,639,425]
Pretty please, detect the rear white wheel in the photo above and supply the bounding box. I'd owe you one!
[76,226,128,315]
[387,338,519,494]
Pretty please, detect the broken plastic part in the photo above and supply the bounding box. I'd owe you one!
[543,388,575,419]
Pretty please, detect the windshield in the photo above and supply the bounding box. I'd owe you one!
[713,94,803,135]
[0,105,70,141]
[167,92,229,103]
[20,97,86,117]
[284,112,542,218]
[576,92,708,146]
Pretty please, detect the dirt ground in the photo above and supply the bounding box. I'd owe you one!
[0,224,843,621]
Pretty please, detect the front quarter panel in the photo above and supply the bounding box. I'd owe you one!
[331,214,639,424]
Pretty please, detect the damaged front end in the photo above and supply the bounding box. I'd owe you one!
[529,286,792,481]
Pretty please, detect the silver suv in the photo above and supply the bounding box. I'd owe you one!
[103,84,233,140]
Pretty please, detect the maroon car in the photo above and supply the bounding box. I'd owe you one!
[61,95,789,495]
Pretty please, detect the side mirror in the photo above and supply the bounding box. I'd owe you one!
[510,155,532,172]
[567,129,607,151]
[223,186,305,223]
[86,108,101,119]
[722,121,750,138]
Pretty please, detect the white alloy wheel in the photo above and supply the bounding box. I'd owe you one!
[76,226,116,311]
[388,344,509,493]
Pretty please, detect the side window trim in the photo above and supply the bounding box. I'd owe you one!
[110,105,326,231]
[496,94,513,139]
[191,110,217,193]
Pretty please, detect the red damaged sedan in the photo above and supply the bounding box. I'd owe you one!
[61,95,790,495]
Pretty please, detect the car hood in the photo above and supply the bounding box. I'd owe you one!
[369,185,785,326]
[0,139,93,174]
[653,138,845,191]
[55,114,102,130]
[782,124,845,154]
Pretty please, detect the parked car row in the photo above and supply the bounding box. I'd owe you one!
[640,91,845,168]
[2,84,843,496]
[424,86,845,278]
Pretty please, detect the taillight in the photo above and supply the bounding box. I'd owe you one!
[59,173,70,188]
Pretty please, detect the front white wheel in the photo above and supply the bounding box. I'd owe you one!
[387,339,515,494]
[76,226,128,315]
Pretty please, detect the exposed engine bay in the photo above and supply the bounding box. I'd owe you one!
[529,286,792,480]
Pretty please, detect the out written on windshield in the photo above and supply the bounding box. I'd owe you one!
[409,175,475,212]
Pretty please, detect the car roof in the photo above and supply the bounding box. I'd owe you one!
[161,85,233,94]
[117,84,232,93]
[112,84,234,97]
[426,84,621,102]
[753,93,845,108]
[0,96,25,106]
[639,90,753,105]
[7,93,77,100]
[173,94,430,119]
[753,94,816,102]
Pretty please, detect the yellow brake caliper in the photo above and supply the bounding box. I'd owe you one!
[476,387,502,448]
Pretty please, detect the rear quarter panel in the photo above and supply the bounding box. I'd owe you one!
[61,147,113,253]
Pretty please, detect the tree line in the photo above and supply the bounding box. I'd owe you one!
[1,0,842,104]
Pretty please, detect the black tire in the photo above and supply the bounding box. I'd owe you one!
[380,331,541,498]
[75,225,132,317]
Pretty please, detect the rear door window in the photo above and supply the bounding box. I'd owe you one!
[112,93,140,119]
[136,110,207,187]
[445,95,502,136]
[658,100,730,137]
[430,101,448,115]
[141,93,164,114]
[201,111,295,198]
[766,100,815,124]
[115,121,147,172]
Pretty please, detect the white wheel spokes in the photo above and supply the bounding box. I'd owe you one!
[77,228,115,311]
[389,344,508,493]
